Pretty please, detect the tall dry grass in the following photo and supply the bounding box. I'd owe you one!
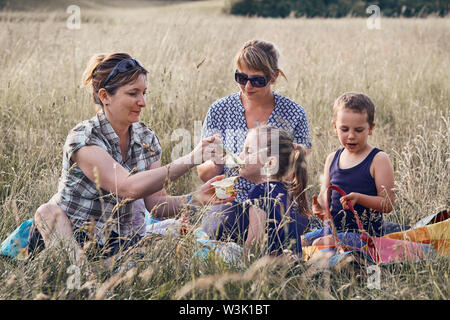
[0,0,448,300]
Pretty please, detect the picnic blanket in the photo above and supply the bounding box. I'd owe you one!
[303,209,449,267]
[383,218,449,257]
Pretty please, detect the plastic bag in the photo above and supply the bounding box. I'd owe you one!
[1,219,34,260]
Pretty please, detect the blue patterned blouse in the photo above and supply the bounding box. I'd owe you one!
[201,91,311,202]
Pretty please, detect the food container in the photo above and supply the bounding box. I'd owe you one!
[211,176,239,199]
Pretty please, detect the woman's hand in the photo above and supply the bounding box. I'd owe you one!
[340,192,360,210]
[190,134,224,166]
[191,175,236,205]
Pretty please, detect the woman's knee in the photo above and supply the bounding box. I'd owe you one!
[34,203,65,232]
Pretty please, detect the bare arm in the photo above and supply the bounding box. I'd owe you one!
[245,206,266,252]
[318,152,334,207]
[144,188,186,219]
[143,161,186,219]
[197,160,224,183]
[312,152,335,220]
[73,146,193,199]
[341,152,395,213]
[72,135,219,200]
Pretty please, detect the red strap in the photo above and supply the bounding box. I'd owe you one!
[325,185,371,243]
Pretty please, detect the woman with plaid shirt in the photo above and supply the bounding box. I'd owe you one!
[30,53,232,262]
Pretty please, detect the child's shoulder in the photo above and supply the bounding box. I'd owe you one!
[371,149,393,167]
[373,149,389,158]
[369,149,394,177]
[324,149,341,167]
[327,150,338,160]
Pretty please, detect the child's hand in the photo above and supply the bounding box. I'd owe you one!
[312,195,328,220]
[340,192,360,210]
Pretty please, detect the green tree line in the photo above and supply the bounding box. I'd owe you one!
[228,0,449,18]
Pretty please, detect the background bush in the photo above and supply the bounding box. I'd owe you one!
[228,0,450,18]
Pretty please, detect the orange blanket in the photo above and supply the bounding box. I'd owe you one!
[383,219,450,257]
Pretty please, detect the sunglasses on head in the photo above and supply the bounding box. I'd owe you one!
[103,58,143,87]
[234,70,270,88]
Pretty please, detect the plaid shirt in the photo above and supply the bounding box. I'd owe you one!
[52,111,162,245]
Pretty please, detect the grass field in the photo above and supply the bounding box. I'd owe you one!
[0,0,448,300]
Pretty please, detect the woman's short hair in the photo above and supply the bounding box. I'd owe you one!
[235,40,286,82]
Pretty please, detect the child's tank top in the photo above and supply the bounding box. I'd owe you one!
[329,147,383,236]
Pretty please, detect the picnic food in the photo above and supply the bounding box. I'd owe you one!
[211,176,239,199]
[221,145,245,167]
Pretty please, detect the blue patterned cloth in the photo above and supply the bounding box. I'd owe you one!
[0,219,34,259]
[201,91,311,202]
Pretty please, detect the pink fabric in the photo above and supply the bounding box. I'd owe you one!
[365,237,427,263]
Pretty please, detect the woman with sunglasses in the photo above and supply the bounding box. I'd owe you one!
[198,40,312,204]
[29,53,231,262]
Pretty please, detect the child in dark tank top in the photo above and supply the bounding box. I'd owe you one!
[305,92,395,248]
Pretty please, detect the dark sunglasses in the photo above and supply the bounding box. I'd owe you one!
[103,58,143,87]
[234,70,270,88]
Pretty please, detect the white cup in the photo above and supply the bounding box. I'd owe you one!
[211,176,239,199]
